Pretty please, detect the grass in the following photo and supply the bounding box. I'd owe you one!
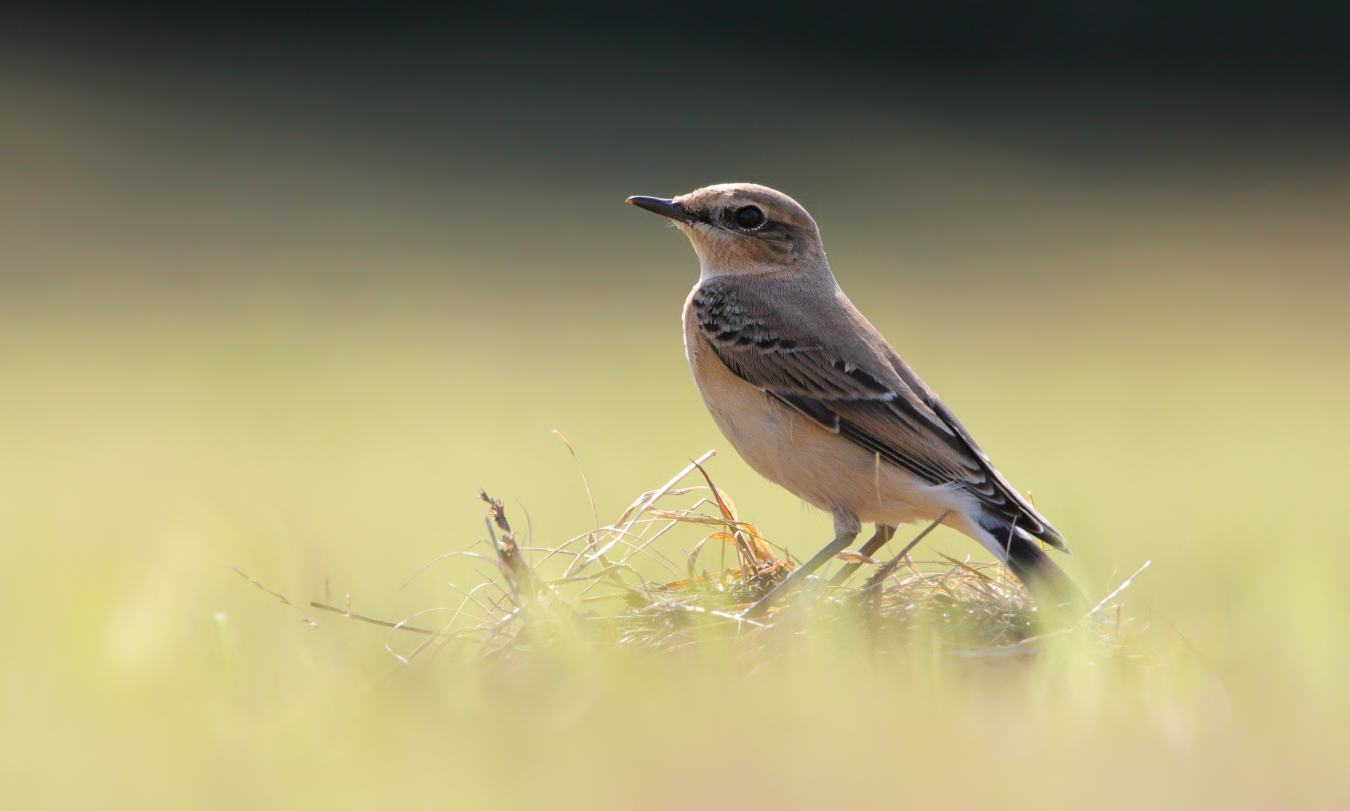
[7,294,1349,810]
[201,450,1350,811]
[6,267,1349,811]
[247,451,1149,671]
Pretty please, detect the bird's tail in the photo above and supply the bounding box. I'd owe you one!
[985,522,1086,618]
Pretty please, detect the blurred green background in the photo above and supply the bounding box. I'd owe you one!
[2,3,1348,808]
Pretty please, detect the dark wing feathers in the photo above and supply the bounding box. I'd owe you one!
[692,280,1067,550]
[692,289,895,402]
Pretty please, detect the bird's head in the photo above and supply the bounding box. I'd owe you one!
[627,183,826,279]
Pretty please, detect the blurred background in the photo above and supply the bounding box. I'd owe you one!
[2,2,1348,808]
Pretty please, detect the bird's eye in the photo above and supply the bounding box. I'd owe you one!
[733,206,765,229]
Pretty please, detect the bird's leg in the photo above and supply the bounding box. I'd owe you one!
[744,530,858,618]
[829,524,895,586]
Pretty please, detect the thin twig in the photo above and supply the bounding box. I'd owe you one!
[615,450,717,534]
[553,430,600,533]
[309,601,437,634]
[1085,560,1152,620]
[232,567,319,627]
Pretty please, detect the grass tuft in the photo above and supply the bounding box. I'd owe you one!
[292,452,1146,665]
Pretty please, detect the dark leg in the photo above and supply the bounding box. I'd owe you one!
[829,524,895,585]
[744,530,858,618]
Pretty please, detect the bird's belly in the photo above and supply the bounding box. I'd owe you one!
[686,331,959,528]
[698,367,825,502]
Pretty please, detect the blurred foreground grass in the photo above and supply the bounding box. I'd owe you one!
[2,63,1350,808]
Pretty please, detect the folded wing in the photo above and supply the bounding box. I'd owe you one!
[691,279,1067,551]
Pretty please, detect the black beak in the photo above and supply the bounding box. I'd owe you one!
[626,196,701,225]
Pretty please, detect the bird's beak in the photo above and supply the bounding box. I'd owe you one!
[626,196,701,225]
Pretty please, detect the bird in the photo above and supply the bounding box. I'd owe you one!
[626,183,1082,618]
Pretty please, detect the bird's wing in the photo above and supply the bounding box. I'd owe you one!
[691,279,1066,549]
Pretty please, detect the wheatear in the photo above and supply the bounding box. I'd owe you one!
[627,183,1081,617]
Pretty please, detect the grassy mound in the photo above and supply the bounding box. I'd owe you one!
[286,452,1142,665]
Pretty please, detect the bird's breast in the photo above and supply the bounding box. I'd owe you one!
[683,291,783,453]
[682,295,833,509]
